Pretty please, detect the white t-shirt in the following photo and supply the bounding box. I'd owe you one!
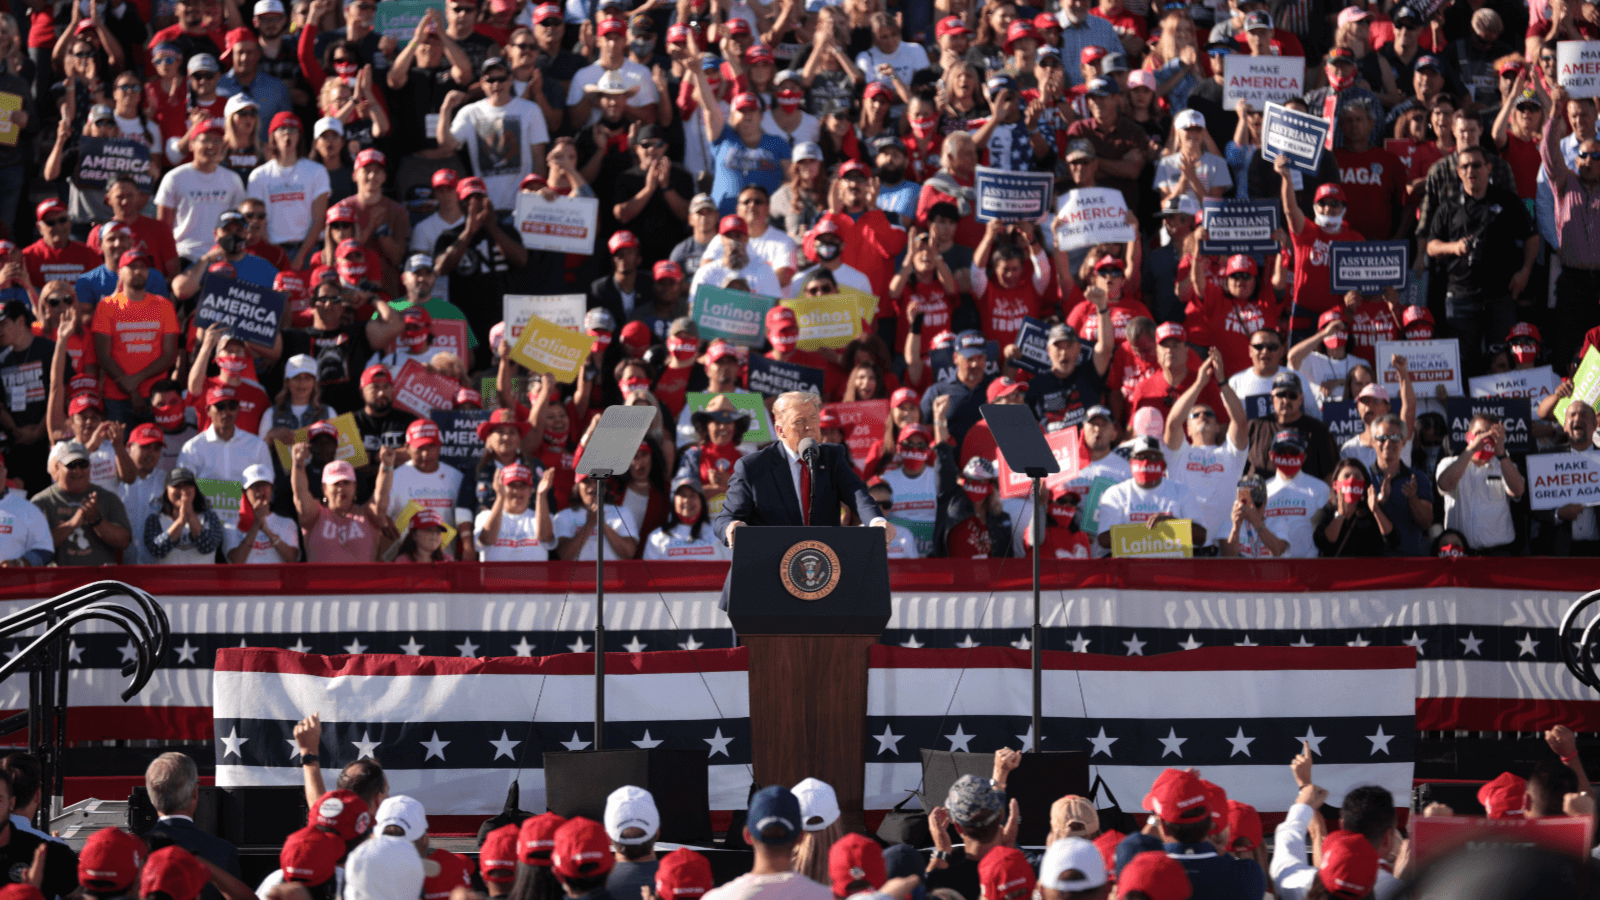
[1096,477,1196,535]
[155,163,247,259]
[1262,472,1323,558]
[689,255,782,298]
[643,522,730,560]
[1059,451,1133,556]
[703,871,833,900]
[177,427,274,484]
[1168,437,1247,543]
[247,158,333,245]
[552,503,638,561]
[564,60,660,127]
[1228,368,1322,419]
[449,97,552,211]
[782,261,873,299]
[474,507,553,561]
[114,113,164,152]
[1296,351,1361,403]
[853,43,930,90]
[700,230,799,280]
[81,440,119,495]
[0,490,52,564]
[884,525,919,558]
[411,210,462,300]
[1436,454,1517,549]
[387,462,465,520]
[1154,151,1234,200]
[760,109,821,147]
[224,511,302,563]
[117,468,166,566]
[881,464,939,556]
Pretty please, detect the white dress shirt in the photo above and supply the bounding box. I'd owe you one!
[776,439,887,528]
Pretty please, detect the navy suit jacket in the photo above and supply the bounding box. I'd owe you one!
[713,441,883,545]
[149,816,242,879]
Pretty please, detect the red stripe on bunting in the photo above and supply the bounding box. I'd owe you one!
[869,644,1419,671]
[1417,697,1600,733]
[213,647,749,676]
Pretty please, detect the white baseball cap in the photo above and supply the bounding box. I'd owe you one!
[314,116,345,139]
[1174,108,1206,130]
[603,785,660,845]
[1039,837,1107,891]
[285,353,317,380]
[224,93,259,118]
[254,0,286,13]
[375,795,428,842]
[792,777,840,832]
[242,464,274,489]
[345,836,425,900]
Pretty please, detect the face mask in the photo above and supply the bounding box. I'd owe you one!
[1334,479,1366,504]
[153,401,185,430]
[544,425,569,446]
[1511,343,1538,365]
[215,354,249,374]
[776,91,803,111]
[669,337,699,360]
[334,60,360,77]
[705,73,722,92]
[1326,66,1355,91]
[1050,501,1076,520]
[218,233,246,253]
[1323,333,1348,351]
[771,332,797,353]
[899,445,932,467]
[1314,210,1344,230]
[337,259,365,284]
[814,240,842,261]
[963,481,990,507]
[589,330,613,355]
[1439,543,1465,558]
[1472,437,1497,462]
[1407,326,1433,340]
[1270,450,1305,480]
[629,40,654,57]
[911,116,937,136]
[1131,456,1165,487]
[621,377,650,393]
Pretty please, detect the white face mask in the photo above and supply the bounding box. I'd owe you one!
[1314,210,1344,230]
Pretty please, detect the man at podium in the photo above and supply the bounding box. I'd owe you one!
[714,391,894,546]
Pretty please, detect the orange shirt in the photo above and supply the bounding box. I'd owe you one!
[31,323,98,374]
[89,292,179,400]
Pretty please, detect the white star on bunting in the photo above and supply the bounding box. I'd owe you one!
[421,731,450,761]
[1178,634,1203,650]
[399,635,425,655]
[343,638,367,655]
[561,731,592,751]
[351,731,381,758]
[900,634,924,649]
[219,727,248,759]
[456,637,479,658]
[1158,727,1187,758]
[1298,727,1327,756]
[1122,633,1146,655]
[874,725,904,755]
[1011,634,1032,650]
[1460,632,1484,655]
[1087,727,1117,757]
[174,640,199,664]
[1401,632,1427,655]
[1367,725,1395,755]
[623,635,647,653]
[1516,633,1540,658]
[512,636,536,657]
[704,727,734,757]
[1070,632,1091,653]
[677,635,704,651]
[568,636,591,653]
[1225,726,1255,757]
[946,724,974,752]
[489,730,521,760]
[632,730,664,749]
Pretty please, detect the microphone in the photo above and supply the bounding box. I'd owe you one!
[798,437,818,464]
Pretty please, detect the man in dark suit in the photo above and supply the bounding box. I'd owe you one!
[714,391,895,547]
[143,752,241,890]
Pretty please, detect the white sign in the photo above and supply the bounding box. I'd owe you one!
[513,192,600,254]
[1223,55,1305,108]
[1469,366,1561,404]
[1558,40,1600,98]
[503,294,585,342]
[1375,338,1462,397]
[1053,187,1136,251]
[1527,453,1600,511]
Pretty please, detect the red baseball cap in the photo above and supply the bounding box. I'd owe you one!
[78,827,146,892]
[891,387,919,408]
[309,790,371,842]
[204,384,237,408]
[423,849,475,900]
[620,320,652,351]
[129,423,166,446]
[35,199,65,221]
[1093,254,1125,273]
[1143,768,1210,824]
[1314,183,1347,205]
[412,508,447,530]
[1198,779,1228,835]
[838,159,872,179]
[1155,322,1186,344]
[1478,771,1527,819]
[936,15,972,37]
[1035,11,1061,29]
[986,377,1025,402]
[477,407,531,442]
[653,260,684,282]
[706,338,739,362]
[1004,20,1039,50]
[608,230,640,253]
[1222,254,1257,277]
[819,407,841,429]
[532,2,562,21]
[1318,831,1378,899]
[898,423,932,446]
[456,176,489,201]
[1402,305,1434,327]
[326,203,358,225]
[828,833,885,897]
[432,168,461,189]
[480,824,520,885]
[732,92,762,111]
[499,463,534,485]
[223,26,258,56]
[598,18,626,36]
[667,23,691,43]
[280,825,343,886]
[275,269,307,298]
[119,248,154,269]
[1226,800,1262,851]
[308,420,339,440]
[1508,321,1541,343]
[1117,852,1191,900]
[724,17,752,35]
[1317,308,1347,329]
[68,392,104,417]
[140,846,210,900]
[654,848,714,900]
[454,387,482,409]
[742,44,775,65]
[406,419,442,447]
[977,846,1035,900]
[552,817,615,880]
[718,215,748,236]
[518,812,567,866]
[766,305,797,332]
[360,364,392,387]
[354,148,385,169]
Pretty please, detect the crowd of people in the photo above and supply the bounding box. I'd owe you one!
[0,721,1590,900]
[0,0,1594,565]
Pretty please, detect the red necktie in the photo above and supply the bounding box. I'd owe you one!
[799,459,811,526]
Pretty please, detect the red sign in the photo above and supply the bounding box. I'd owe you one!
[429,319,470,360]
[997,427,1083,499]
[392,359,461,418]
[1410,815,1594,863]
[828,399,888,474]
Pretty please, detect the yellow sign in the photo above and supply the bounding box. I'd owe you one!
[394,500,458,548]
[1108,520,1194,558]
[508,312,591,383]
[0,93,22,147]
[835,286,879,329]
[781,295,861,350]
[272,412,370,470]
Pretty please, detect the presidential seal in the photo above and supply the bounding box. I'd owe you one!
[779,540,841,601]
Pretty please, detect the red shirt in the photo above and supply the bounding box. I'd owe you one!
[653,364,693,418]
[1334,146,1406,240]
[903,133,943,184]
[944,515,997,558]
[1025,522,1093,558]
[977,276,1045,349]
[1349,299,1405,367]
[247,240,292,271]
[23,240,101,288]
[1091,6,1148,38]
[144,79,189,141]
[1502,132,1542,200]
[193,376,271,434]
[1128,365,1229,429]
[1065,295,1152,344]
[88,215,181,277]
[1107,342,1158,404]
[1289,217,1364,324]
[895,280,955,358]
[818,210,908,307]
[1183,278,1280,376]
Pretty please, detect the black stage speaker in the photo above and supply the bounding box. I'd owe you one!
[919,750,1090,846]
[543,749,711,843]
[128,786,307,846]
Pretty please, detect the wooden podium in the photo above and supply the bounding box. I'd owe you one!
[725,527,890,827]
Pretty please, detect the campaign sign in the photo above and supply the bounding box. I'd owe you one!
[193,273,287,350]
[1199,199,1279,255]
[508,313,592,383]
[1042,427,1083,494]
[1054,187,1136,251]
[781,295,861,350]
[828,399,888,473]
[691,284,771,347]
[514,192,599,254]
[975,166,1055,222]
[748,354,824,397]
[430,409,491,469]
[429,318,471,359]
[272,412,369,470]
[391,499,459,550]
[1012,317,1052,376]
[1410,816,1594,865]
[1222,55,1305,108]
[392,359,460,418]
[1557,346,1600,422]
[1470,365,1561,404]
[375,0,445,40]
[1558,41,1600,98]
[684,392,773,444]
[1445,396,1533,454]
[1320,400,1367,443]
[1262,101,1331,173]
[0,92,21,147]
[1109,520,1194,558]
[1078,475,1119,534]
[75,137,153,194]
[196,479,242,530]
[1528,453,1600,511]
[1330,241,1409,294]
[930,339,1003,383]
[503,294,584,341]
[1242,393,1274,420]
[1376,338,1462,397]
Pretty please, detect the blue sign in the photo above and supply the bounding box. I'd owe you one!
[1262,101,1331,174]
[974,166,1055,222]
[747,354,824,397]
[193,274,286,349]
[1012,317,1052,375]
[1199,199,1280,255]
[1446,396,1532,454]
[1330,241,1411,294]
[1243,393,1274,420]
[1321,400,1365,442]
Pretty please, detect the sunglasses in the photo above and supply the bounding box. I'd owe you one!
[115,83,140,92]
[65,460,90,470]
[1373,434,1405,443]
[212,400,241,411]
[1251,343,1281,352]
[1228,272,1254,280]
[509,41,538,49]
[71,50,95,59]
[243,211,266,220]
[43,295,73,307]
[1274,391,1301,400]
[330,221,355,229]
[1542,55,1557,64]
[1579,151,1600,161]
[639,139,666,150]
[43,216,69,227]
[332,56,354,64]
[154,55,180,65]
[191,71,218,80]
[1189,410,1215,420]
[483,75,508,84]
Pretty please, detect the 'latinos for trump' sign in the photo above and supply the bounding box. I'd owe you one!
[1330,241,1410,294]
[1199,199,1279,255]
[1559,41,1600,98]
[975,167,1055,222]
[392,359,460,418]
[1054,188,1135,251]
[1222,55,1305,108]
[508,313,591,383]
[690,284,771,347]
[1262,101,1331,173]
[193,274,286,350]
